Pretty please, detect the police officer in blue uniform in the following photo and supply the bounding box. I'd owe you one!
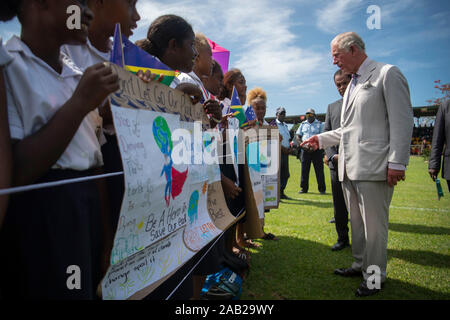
[296,108,326,194]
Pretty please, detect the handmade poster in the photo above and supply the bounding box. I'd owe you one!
[183,181,222,252]
[259,132,280,209]
[246,140,265,219]
[102,64,237,300]
[262,175,279,208]
[103,227,196,300]
[241,127,280,238]
[111,107,190,264]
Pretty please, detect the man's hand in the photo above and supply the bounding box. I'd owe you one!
[332,154,339,165]
[299,136,320,151]
[387,168,406,187]
[428,168,439,182]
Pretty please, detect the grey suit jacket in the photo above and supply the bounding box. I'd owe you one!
[319,59,414,181]
[429,100,450,180]
[324,99,343,170]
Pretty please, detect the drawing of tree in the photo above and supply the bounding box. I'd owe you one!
[119,279,136,298]
[104,287,117,300]
[137,266,156,289]
[159,255,173,277]
[176,243,188,265]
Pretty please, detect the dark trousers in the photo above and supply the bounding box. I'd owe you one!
[330,168,349,243]
[280,153,290,193]
[300,149,326,193]
[447,180,450,192]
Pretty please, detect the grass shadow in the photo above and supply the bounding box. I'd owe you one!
[280,198,333,209]
[242,236,449,300]
[388,249,450,269]
[389,223,450,236]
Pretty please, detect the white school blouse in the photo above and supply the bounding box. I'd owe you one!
[0,38,13,66]
[5,36,103,170]
[62,40,111,138]
[176,71,211,102]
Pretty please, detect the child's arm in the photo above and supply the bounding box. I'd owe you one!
[11,63,119,186]
[0,68,12,226]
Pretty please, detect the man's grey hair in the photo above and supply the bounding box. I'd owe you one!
[331,32,365,52]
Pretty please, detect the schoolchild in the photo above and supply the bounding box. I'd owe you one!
[62,0,141,234]
[0,0,119,299]
[139,14,200,300]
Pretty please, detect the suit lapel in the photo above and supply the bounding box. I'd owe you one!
[343,61,377,120]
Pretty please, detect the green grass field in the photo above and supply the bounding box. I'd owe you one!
[241,155,450,300]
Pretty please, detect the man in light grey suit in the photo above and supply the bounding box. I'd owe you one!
[301,32,413,297]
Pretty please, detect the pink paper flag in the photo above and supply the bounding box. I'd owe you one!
[207,38,230,74]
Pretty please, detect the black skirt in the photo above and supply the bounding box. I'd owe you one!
[0,169,102,300]
[101,133,125,232]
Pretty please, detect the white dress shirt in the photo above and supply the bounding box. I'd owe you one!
[5,36,103,170]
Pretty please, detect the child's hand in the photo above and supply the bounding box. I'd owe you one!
[221,175,242,200]
[136,69,165,83]
[203,99,222,124]
[73,63,119,113]
[175,83,203,105]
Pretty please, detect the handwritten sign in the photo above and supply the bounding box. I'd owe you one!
[260,137,280,209]
[109,63,208,124]
[111,107,189,264]
[103,228,195,300]
[101,64,238,300]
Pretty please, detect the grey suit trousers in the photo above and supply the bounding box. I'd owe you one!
[341,178,394,283]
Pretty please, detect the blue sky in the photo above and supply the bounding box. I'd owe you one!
[1,0,449,119]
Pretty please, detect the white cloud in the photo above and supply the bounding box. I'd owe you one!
[396,58,434,72]
[286,81,322,94]
[316,0,363,34]
[135,0,327,86]
[380,0,418,24]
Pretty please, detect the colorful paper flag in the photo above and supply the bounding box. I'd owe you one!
[230,87,247,128]
[245,106,257,124]
[111,23,175,87]
[207,38,230,74]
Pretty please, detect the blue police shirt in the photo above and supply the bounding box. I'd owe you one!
[296,119,324,142]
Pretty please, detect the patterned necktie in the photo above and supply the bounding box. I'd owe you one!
[348,73,359,97]
[343,73,360,118]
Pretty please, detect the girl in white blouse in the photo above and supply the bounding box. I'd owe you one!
[0,0,119,299]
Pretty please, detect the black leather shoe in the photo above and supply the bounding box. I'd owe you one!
[334,267,362,277]
[355,281,383,297]
[331,241,349,251]
[329,217,335,223]
[280,193,289,199]
[298,190,307,194]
